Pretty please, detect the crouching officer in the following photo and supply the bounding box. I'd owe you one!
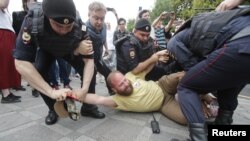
[13,0,105,125]
[166,7,250,140]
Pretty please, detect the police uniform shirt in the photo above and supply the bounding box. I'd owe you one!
[166,28,197,70]
[119,39,140,72]
[13,15,91,62]
[13,16,37,62]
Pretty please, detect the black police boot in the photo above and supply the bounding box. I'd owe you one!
[45,110,58,125]
[170,123,207,141]
[81,103,105,119]
[189,123,207,141]
[213,109,233,125]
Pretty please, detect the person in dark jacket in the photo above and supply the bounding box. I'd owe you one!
[116,19,179,81]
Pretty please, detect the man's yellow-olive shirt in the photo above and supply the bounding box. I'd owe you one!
[112,72,164,112]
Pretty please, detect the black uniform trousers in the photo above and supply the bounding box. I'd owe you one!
[177,36,250,123]
[93,59,112,94]
[35,49,97,111]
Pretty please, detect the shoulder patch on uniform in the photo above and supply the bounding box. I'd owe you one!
[22,30,31,44]
[81,25,87,32]
[129,48,135,59]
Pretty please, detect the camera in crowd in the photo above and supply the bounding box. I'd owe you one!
[106,7,114,11]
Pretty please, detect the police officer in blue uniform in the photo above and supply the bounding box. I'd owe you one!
[117,19,178,81]
[13,0,105,125]
[166,8,250,140]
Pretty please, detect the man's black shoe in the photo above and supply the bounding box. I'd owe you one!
[9,93,21,99]
[45,110,58,125]
[81,108,105,119]
[1,94,21,103]
[13,86,26,91]
[32,89,40,97]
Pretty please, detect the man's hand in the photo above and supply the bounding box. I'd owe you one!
[216,0,245,11]
[155,50,169,63]
[159,55,169,63]
[169,12,176,20]
[50,88,72,101]
[160,11,169,19]
[200,94,218,118]
[72,88,88,102]
[175,71,185,81]
[104,49,109,57]
[74,40,93,55]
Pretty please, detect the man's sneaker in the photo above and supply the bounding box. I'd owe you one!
[9,93,21,99]
[32,89,40,97]
[1,94,21,103]
[64,84,72,90]
[13,85,26,91]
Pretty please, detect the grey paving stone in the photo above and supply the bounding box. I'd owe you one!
[0,112,32,132]
[83,118,144,141]
[57,137,73,141]
[75,135,96,141]
[0,123,62,141]
[0,80,249,141]
[20,110,42,120]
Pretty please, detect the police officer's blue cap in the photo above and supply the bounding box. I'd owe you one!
[42,0,76,24]
[135,19,151,32]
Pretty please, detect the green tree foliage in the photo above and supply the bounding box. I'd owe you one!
[191,0,221,14]
[126,19,135,32]
[150,0,175,21]
[150,0,223,20]
[126,0,249,31]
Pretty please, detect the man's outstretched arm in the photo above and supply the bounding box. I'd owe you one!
[83,93,117,108]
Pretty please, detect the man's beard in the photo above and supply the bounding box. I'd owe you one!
[117,80,133,96]
[140,41,148,46]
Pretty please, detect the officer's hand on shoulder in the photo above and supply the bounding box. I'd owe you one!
[151,50,168,62]
[156,49,168,57]
[74,40,93,55]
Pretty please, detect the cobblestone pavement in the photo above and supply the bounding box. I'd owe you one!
[0,78,250,141]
